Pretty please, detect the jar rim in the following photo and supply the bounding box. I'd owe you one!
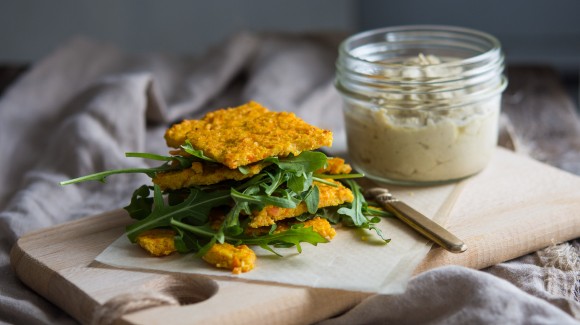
[336,75,508,112]
[339,25,502,70]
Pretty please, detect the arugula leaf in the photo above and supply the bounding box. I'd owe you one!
[124,185,153,220]
[171,220,328,257]
[125,185,231,242]
[236,173,269,191]
[369,225,391,244]
[287,172,310,193]
[237,165,251,175]
[265,151,328,174]
[337,180,367,227]
[311,177,339,187]
[262,169,287,195]
[62,144,393,262]
[59,165,172,185]
[180,140,217,162]
[338,179,391,243]
[60,152,196,185]
[313,173,365,179]
[222,204,245,237]
[317,207,342,224]
[263,151,327,193]
[303,185,319,214]
[231,188,297,209]
[173,227,203,253]
[365,206,395,218]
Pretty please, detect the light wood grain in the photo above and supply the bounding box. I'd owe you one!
[415,148,580,273]
[11,210,370,325]
[11,148,580,324]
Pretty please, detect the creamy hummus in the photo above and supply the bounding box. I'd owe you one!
[340,53,504,185]
[337,27,506,185]
[344,98,500,184]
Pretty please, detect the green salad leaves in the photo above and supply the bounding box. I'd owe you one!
[61,148,392,258]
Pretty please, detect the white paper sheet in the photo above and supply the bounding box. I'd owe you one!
[95,183,462,294]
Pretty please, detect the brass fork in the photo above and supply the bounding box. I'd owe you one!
[365,187,467,253]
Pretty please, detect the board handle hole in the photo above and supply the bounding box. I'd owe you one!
[144,273,218,306]
[93,274,218,324]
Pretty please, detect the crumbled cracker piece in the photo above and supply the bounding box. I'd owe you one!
[153,161,268,190]
[164,101,333,169]
[245,217,336,240]
[317,157,352,175]
[202,243,256,274]
[136,229,177,257]
[248,180,354,228]
[304,217,336,240]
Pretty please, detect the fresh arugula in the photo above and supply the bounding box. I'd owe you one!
[125,185,231,242]
[313,173,365,179]
[124,185,153,220]
[264,151,327,193]
[337,179,367,227]
[337,179,391,243]
[264,151,327,174]
[171,220,328,256]
[62,143,393,262]
[59,152,194,185]
[59,166,168,185]
[302,185,319,214]
[180,140,217,162]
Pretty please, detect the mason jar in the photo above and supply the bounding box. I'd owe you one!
[336,25,508,186]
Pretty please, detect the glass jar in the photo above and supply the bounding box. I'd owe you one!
[336,25,507,186]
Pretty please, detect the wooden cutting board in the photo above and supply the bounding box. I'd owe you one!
[10,148,580,325]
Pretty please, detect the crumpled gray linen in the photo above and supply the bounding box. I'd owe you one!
[0,33,578,325]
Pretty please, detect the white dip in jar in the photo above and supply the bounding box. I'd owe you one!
[336,26,507,186]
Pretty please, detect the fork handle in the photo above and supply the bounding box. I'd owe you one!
[381,199,467,253]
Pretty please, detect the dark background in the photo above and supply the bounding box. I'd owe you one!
[1,0,578,106]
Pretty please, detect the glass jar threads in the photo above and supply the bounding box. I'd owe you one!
[336,25,507,186]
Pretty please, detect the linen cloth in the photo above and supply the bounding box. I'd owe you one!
[0,33,578,325]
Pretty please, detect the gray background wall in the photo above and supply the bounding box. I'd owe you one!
[360,0,580,77]
[0,0,579,78]
[0,0,355,61]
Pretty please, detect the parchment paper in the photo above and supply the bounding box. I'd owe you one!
[95,183,462,294]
